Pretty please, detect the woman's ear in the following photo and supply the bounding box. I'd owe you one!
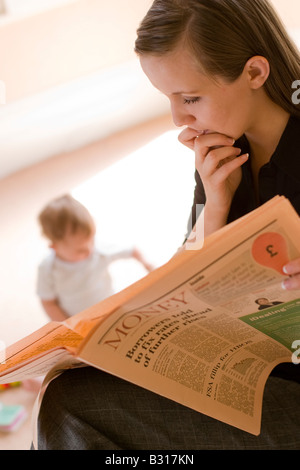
[244,56,270,89]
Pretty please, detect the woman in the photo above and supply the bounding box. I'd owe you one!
[136,0,300,284]
[36,0,300,449]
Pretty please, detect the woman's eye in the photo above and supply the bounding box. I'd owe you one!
[183,97,200,105]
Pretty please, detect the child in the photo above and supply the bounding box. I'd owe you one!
[37,194,153,320]
[37,0,300,449]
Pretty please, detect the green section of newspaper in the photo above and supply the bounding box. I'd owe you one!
[240,299,300,351]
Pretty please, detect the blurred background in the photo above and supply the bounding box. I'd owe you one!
[0,0,299,449]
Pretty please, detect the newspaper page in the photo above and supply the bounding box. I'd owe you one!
[0,323,83,384]
[78,201,300,435]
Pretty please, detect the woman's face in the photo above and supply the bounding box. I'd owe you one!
[140,48,256,140]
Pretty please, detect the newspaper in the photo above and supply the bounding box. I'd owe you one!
[0,196,299,436]
[78,198,300,435]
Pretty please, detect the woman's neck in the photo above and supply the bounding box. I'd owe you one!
[245,98,290,167]
[244,96,290,201]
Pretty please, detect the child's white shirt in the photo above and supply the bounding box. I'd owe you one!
[37,247,132,317]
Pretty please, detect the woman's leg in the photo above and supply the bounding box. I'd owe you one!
[36,366,300,450]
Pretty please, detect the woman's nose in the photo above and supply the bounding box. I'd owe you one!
[171,103,196,128]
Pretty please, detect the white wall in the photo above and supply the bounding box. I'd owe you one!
[0,0,152,103]
[0,0,298,180]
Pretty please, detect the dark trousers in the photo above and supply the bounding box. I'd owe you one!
[36,366,300,450]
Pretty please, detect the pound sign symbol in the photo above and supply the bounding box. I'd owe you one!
[266,245,278,258]
[252,232,289,274]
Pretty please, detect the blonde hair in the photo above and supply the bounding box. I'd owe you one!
[135,0,300,117]
[38,195,95,242]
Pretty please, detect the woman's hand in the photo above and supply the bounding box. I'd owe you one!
[282,258,300,290]
[179,127,249,212]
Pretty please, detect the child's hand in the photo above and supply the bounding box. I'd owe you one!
[179,128,248,212]
[282,258,300,290]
